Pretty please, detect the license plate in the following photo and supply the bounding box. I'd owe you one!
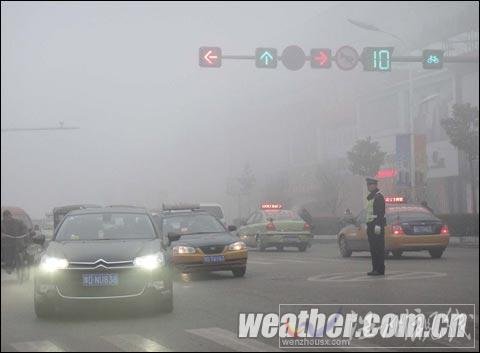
[204,255,225,264]
[413,226,432,234]
[285,236,300,242]
[82,273,119,287]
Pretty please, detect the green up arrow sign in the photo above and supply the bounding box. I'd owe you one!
[255,48,277,68]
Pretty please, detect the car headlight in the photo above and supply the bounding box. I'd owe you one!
[228,241,246,251]
[39,256,69,272]
[172,246,196,255]
[133,252,165,270]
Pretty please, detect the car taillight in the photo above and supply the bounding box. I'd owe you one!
[266,222,276,231]
[440,225,449,235]
[303,223,311,231]
[391,224,404,235]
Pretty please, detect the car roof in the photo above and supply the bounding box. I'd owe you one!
[67,207,149,216]
[386,204,433,212]
[387,203,426,208]
[156,209,210,217]
[260,208,293,213]
[107,205,146,209]
[53,204,101,213]
[199,203,223,207]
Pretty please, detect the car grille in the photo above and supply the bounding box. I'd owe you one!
[56,267,145,298]
[199,245,225,254]
[68,260,134,269]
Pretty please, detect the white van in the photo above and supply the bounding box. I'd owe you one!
[199,203,226,226]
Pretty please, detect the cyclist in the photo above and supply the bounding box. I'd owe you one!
[1,210,28,274]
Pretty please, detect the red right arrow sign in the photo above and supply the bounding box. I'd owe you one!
[315,52,328,66]
[311,48,332,68]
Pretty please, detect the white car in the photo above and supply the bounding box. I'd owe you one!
[199,203,226,226]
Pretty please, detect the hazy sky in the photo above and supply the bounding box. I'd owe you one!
[1,1,337,218]
[3,1,477,219]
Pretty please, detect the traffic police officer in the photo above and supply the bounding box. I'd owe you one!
[365,177,386,276]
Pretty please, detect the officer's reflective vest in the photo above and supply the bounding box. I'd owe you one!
[366,196,377,224]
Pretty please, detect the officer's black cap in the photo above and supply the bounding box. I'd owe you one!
[365,177,378,185]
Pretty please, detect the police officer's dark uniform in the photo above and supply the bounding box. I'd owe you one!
[365,178,386,276]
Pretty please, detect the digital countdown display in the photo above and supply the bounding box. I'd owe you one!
[361,47,394,72]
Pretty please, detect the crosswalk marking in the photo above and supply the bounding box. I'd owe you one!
[101,334,171,352]
[274,257,344,264]
[10,340,65,352]
[186,327,280,352]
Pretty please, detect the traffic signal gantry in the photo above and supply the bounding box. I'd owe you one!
[198,45,478,71]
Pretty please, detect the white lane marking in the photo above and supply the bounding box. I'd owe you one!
[102,334,171,352]
[308,271,447,282]
[186,327,280,352]
[274,258,344,264]
[10,340,65,352]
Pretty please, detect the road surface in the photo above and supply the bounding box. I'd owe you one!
[2,243,478,351]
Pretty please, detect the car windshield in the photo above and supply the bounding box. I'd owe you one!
[200,206,224,219]
[162,214,225,235]
[55,213,155,241]
[387,207,440,223]
[263,210,302,221]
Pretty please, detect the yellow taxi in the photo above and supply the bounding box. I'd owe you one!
[337,197,450,258]
[151,204,248,277]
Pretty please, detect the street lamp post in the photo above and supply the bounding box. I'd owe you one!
[348,19,417,201]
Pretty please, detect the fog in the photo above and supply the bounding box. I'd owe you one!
[1,1,478,219]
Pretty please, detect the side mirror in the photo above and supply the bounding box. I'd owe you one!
[228,225,237,232]
[167,232,181,245]
[33,233,45,245]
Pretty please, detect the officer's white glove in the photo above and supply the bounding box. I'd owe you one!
[374,225,381,235]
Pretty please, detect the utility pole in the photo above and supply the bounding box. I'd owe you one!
[348,19,417,202]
